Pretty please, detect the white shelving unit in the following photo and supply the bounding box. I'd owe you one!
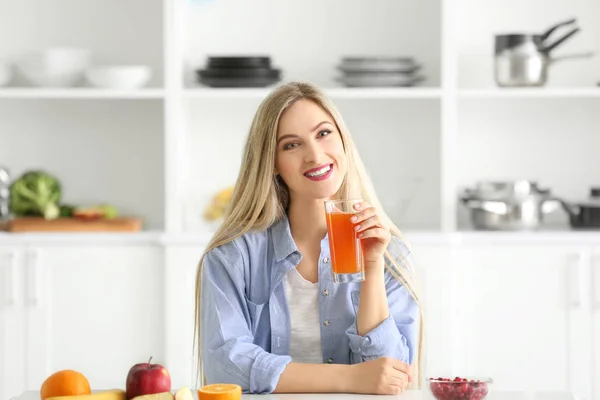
[1,0,599,238]
[0,89,165,99]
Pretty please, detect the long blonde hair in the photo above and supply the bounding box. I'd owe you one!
[193,81,424,389]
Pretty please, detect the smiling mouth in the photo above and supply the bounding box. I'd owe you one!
[304,164,333,180]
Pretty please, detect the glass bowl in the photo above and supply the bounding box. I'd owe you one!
[427,376,493,400]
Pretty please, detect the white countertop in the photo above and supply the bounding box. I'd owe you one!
[9,390,579,400]
[2,228,600,246]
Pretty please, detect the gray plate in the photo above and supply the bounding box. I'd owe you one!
[338,57,420,73]
[336,73,425,87]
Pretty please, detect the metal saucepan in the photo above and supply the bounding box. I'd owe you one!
[494,18,594,87]
[460,180,561,230]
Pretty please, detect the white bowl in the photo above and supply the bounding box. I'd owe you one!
[85,65,152,89]
[17,47,91,87]
[0,62,13,86]
[36,47,91,70]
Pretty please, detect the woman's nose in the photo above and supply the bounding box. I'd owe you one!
[303,141,323,163]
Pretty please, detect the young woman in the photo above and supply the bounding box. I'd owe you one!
[194,81,423,395]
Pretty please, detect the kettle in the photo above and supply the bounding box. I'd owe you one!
[494,18,594,87]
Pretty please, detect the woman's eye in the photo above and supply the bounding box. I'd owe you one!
[318,129,332,137]
[283,142,299,150]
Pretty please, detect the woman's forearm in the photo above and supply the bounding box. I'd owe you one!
[274,362,353,393]
[357,258,390,336]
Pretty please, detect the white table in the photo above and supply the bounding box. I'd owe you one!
[9,390,580,400]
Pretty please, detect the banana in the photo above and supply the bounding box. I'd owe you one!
[131,392,174,400]
[174,387,193,400]
[47,389,126,400]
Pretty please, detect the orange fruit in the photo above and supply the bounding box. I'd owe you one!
[41,370,91,400]
[197,384,241,400]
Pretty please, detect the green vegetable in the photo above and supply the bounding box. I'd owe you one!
[9,170,62,220]
[59,204,76,217]
[98,204,118,219]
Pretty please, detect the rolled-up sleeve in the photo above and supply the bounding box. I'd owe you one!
[201,248,292,393]
[345,240,420,364]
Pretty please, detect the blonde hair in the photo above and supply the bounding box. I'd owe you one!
[193,81,424,390]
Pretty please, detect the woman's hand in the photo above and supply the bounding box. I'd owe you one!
[351,201,391,265]
[348,357,412,395]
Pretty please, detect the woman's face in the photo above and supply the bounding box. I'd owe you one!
[275,98,347,202]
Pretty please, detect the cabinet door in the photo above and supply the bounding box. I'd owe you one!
[0,247,26,400]
[410,242,454,380]
[164,245,206,390]
[591,250,600,400]
[456,245,591,398]
[26,245,164,391]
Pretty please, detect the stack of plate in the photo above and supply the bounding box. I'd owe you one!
[335,57,424,87]
[196,56,282,88]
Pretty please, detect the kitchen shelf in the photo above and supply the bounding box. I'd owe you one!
[458,87,600,99]
[184,87,442,100]
[2,0,598,236]
[0,230,164,245]
[0,88,165,99]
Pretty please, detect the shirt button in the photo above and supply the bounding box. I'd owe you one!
[323,257,329,263]
[322,289,329,296]
[327,358,333,364]
[323,320,330,326]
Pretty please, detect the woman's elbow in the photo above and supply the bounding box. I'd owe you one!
[202,357,251,392]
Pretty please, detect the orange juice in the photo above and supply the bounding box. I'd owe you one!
[326,212,363,274]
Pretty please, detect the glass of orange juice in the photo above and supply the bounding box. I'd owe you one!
[324,199,365,284]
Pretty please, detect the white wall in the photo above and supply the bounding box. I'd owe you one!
[0,100,165,229]
[457,0,600,88]
[183,0,441,88]
[456,98,600,228]
[183,98,441,231]
[0,0,163,87]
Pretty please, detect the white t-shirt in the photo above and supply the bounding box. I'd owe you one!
[283,267,324,364]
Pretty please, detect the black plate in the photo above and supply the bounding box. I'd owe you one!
[197,68,281,79]
[198,76,281,88]
[207,56,271,69]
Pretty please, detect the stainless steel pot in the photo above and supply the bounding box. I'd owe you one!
[460,180,561,230]
[494,18,594,87]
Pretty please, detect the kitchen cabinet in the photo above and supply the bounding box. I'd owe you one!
[164,245,206,390]
[590,248,600,400]
[0,244,165,399]
[411,244,454,379]
[455,244,592,400]
[0,246,26,400]
[4,234,600,400]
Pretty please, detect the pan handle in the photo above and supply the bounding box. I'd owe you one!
[540,18,577,42]
[550,51,595,63]
[542,27,581,53]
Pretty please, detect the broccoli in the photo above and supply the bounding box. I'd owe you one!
[9,170,62,219]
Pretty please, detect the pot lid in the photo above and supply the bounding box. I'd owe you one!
[463,180,550,200]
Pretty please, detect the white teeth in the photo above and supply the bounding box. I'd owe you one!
[306,165,331,177]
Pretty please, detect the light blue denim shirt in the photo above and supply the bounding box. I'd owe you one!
[200,216,419,394]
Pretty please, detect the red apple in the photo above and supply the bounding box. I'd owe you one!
[126,357,172,399]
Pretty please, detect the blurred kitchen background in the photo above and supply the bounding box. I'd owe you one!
[1,0,600,400]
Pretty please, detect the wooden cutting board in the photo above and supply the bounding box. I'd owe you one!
[1,217,142,232]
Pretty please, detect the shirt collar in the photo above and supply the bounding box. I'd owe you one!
[270,215,331,263]
[271,215,299,262]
